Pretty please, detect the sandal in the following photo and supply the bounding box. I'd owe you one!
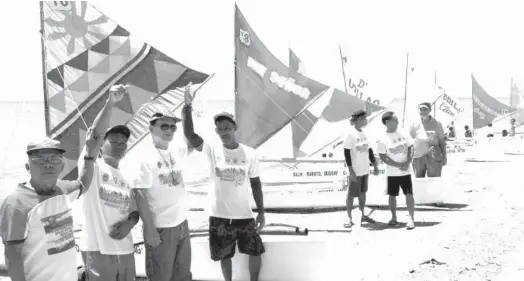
[361,216,376,224]
[388,219,398,226]
[407,221,415,230]
[343,221,355,228]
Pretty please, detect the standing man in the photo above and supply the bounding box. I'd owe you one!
[409,102,447,178]
[182,85,265,281]
[0,133,98,280]
[133,110,193,281]
[509,118,516,137]
[376,111,416,230]
[342,109,379,228]
[77,85,160,281]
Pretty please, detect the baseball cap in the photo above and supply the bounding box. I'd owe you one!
[381,111,396,125]
[350,109,367,121]
[149,112,182,124]
[104,125,131,139]
[27,137,66,154]
[418,102,432,110]
[214,112,236,124]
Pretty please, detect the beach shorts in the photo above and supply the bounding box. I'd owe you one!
[209,216,265,261]
[146,220,192,281]
[412,154,442,178]
[81,251,135,281]
[387,175,413,196]
[348,174,369,197]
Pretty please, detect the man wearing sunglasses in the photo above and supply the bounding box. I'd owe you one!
[408,102,447,178]
[132,110,193,281]
[182,85,266,281]
[76,85,159,281]
[0,129,99,279]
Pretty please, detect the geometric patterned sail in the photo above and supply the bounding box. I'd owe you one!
[41,2,209,179]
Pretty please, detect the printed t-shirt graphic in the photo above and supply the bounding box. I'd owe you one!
[77,159,137,255]
[377,131,414,177]
[0,181,80,281]
[202,142,259,219]
[343,127,371,176]
[133,144,189,228]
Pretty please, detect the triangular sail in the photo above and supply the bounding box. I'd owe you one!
[41,1,210,180]
[471,75,515,129]
[234,6,330,148]
[510,78,524,126]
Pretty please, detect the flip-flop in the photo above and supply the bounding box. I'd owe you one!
[407,221,415,230]
[388,219,398,226]
[343,221,355,228]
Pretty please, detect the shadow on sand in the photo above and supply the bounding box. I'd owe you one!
[368,203,471,212]
[362,221,441,231]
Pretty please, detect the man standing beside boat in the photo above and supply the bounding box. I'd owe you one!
[132,109,193,281]
[182,84,266,281]
[343,109,379,228]
[0,131,99,280]
[409,102,447,178]
[77,85,160,281]
[377,111,416,229]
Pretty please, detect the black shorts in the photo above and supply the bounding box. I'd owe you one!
[387,175,413,196]
[209,216,265,261]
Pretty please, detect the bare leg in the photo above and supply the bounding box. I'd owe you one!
[406,194,415,221]
[358,192,366,215]
[249,255,262,281]
[220,258,232,281]
[389,195,397,222]
[346,194,355,224]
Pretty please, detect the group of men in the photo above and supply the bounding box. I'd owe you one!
[0,84,265,281]
[343,102,447,230]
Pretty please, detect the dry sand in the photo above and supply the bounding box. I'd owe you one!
[1,155,524,280]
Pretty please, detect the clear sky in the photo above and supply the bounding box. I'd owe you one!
[0,0,522,104]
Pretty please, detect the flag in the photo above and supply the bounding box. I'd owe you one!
[510,78,524,126]
[41,2,210,179]
[471,75,515,129]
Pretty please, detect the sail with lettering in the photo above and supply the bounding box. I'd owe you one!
[510,78,524,126]
[288,49,384,157]
[234,6,330,148]
[471,75,515,129]
[433,89,464,127]
[41,1,210,180]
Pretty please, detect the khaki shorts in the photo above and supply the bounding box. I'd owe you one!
[413,154,442,178]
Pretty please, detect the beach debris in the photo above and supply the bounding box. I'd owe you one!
[420,258,446,266]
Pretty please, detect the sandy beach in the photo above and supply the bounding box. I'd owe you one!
[0,152,523,280]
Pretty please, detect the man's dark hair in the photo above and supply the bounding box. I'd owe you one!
[381,111,395,125]
[215,116,235,126]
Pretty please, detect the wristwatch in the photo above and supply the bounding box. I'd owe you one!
[84,156,96,161]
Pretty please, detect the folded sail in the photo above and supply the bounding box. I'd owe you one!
[41,2,209,179]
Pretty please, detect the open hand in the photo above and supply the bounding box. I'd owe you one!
[108,84,127,104]
[109,220,134,240]
[255,213,265,231]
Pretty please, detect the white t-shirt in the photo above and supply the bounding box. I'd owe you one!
[376,130,414,177]
[133,144,189,228]
[343,127,370,176]
[202,142,259,219]
[76,159,136,255]
[0,181,81,281]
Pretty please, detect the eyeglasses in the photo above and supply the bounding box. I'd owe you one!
[159,124,177,131]
[30,156,63,165]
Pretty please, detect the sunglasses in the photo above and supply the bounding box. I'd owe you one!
[30,156,63,165]
[159,124,177,131]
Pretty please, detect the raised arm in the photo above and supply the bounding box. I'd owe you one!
[75,85,126,194]
[182,85,204,151]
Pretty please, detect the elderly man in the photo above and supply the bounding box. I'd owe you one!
[0,132,98,281]
[409,102,447,178]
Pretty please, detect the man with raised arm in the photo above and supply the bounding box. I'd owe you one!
[182,85,266,281]
[0,122,99,279]
[76,85,160,281]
